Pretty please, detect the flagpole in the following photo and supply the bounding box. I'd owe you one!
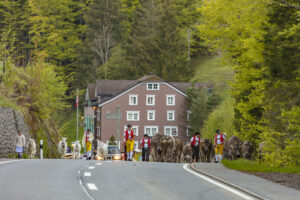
[77,89,79,141]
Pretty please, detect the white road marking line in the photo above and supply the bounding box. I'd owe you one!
[96,163,103,166]
[183,164,254,200]
[84,172,91,177]
[0,160,23,165]
[88,166,95,169]
[106,161,112,163]
[87,183,98,191]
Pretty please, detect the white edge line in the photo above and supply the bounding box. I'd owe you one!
[88,166,95,169]
[0,160,24,165]
[78,166,95,200]
[183,164,254,200]
[84,172,91,177]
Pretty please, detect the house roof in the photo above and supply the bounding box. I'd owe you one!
[86,75,207,106]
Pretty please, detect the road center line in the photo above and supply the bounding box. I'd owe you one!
[183,164,254,200]
[87,183,98,190]
[88,166,95,169]
[84,172,91,177]
[96,163,103,166]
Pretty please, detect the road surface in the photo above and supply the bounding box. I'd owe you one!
[0,159,249,200]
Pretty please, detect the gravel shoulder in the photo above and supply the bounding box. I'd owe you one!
[194,163,300,200]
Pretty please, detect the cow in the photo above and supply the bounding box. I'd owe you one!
[200,138,214,162]
[151,133,164,162]
[182,144,192,163]
[73,141,81,160]
[171,138,183,163]
[96,140,108,160]
[58,138,68,159]
[242,140,254,160]
[225,136,243,160]
[223,140,229,159]
[27,139,36,159]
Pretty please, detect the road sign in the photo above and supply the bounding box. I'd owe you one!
[106,113,122,119]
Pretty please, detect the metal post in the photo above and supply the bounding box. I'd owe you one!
[116,105,120,146]
[40,140,43,159]
[77,89,79,141]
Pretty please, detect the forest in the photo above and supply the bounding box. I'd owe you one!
[0,0,299,166]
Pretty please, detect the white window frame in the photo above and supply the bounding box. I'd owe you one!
[167,110,175,121]
[147,83,160,90]
[144,126,158,137]
[129,94,138,105]
[186,126,192,136]
[124,125,139,136]
[166,95,175,106]
[164,126,178,136]
[187,110,191,121]
[126,111,140,121]
[134,141,140,151]
[146,95,155,106]
[147,110,156,121]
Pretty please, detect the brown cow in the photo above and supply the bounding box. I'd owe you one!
[151,133,163,162]
[226,136,243,160]
[200,138,214,162]
[242,140,254,160]
[182,144,192,163]
[171,139,183,163]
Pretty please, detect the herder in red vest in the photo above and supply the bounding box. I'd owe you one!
[214,129,226,163]
[124,124,135,161]
[190,132,201,163]
[140,134,151,162]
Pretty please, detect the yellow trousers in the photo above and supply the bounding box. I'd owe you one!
[215,144,224,155]
[126,140,134,152]
[86,141,92,152]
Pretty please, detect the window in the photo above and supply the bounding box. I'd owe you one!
[147,110,155,121]
[167,110,175,121]
[124,125,139,136]
[166,95,175,106]
[146,95,155,106]
[164,126,178,136]
[186,126,193,136]
[144,126,158,136]
[126,111,140,121]
[134,141,139,151]
[129,95,138,105]
[147,83,160,90]
[187,110,191,121]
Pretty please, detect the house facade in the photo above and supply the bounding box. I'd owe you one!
[84,75,205,152]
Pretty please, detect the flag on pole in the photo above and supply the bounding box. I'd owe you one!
[76,90,79,108]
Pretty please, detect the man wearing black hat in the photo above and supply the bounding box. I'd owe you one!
[214,129,225,163]
[140,134,151,161]
[190,132,201,163]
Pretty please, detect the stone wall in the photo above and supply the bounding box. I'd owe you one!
[0,106,30,158]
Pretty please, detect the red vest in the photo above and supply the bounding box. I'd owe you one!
[125,129,134,141]
[191,136,200,147]
[214,134,225,144]
[142,138,151,148]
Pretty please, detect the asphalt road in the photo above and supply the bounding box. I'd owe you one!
[0,159,245,200]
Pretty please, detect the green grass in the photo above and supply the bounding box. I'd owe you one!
[59,110,84,147]
[222,159,300,174]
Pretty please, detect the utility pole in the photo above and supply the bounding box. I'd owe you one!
[187,28,191,62]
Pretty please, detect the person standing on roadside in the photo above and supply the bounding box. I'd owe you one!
[124,124,135,161]
[140,134,151,162]
[15,130,25,159]
[214,129,226,163]
[190,132,201,163]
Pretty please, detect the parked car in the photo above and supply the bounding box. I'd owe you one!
[106,145,121,160]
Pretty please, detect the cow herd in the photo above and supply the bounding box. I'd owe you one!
[150,133,255,163]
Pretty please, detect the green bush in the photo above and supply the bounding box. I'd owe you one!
[201,97,235,140]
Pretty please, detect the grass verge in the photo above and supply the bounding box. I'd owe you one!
[222,159,300,174]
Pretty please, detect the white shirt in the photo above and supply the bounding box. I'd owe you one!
[141,138,149,148]
[190,136,199,146]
